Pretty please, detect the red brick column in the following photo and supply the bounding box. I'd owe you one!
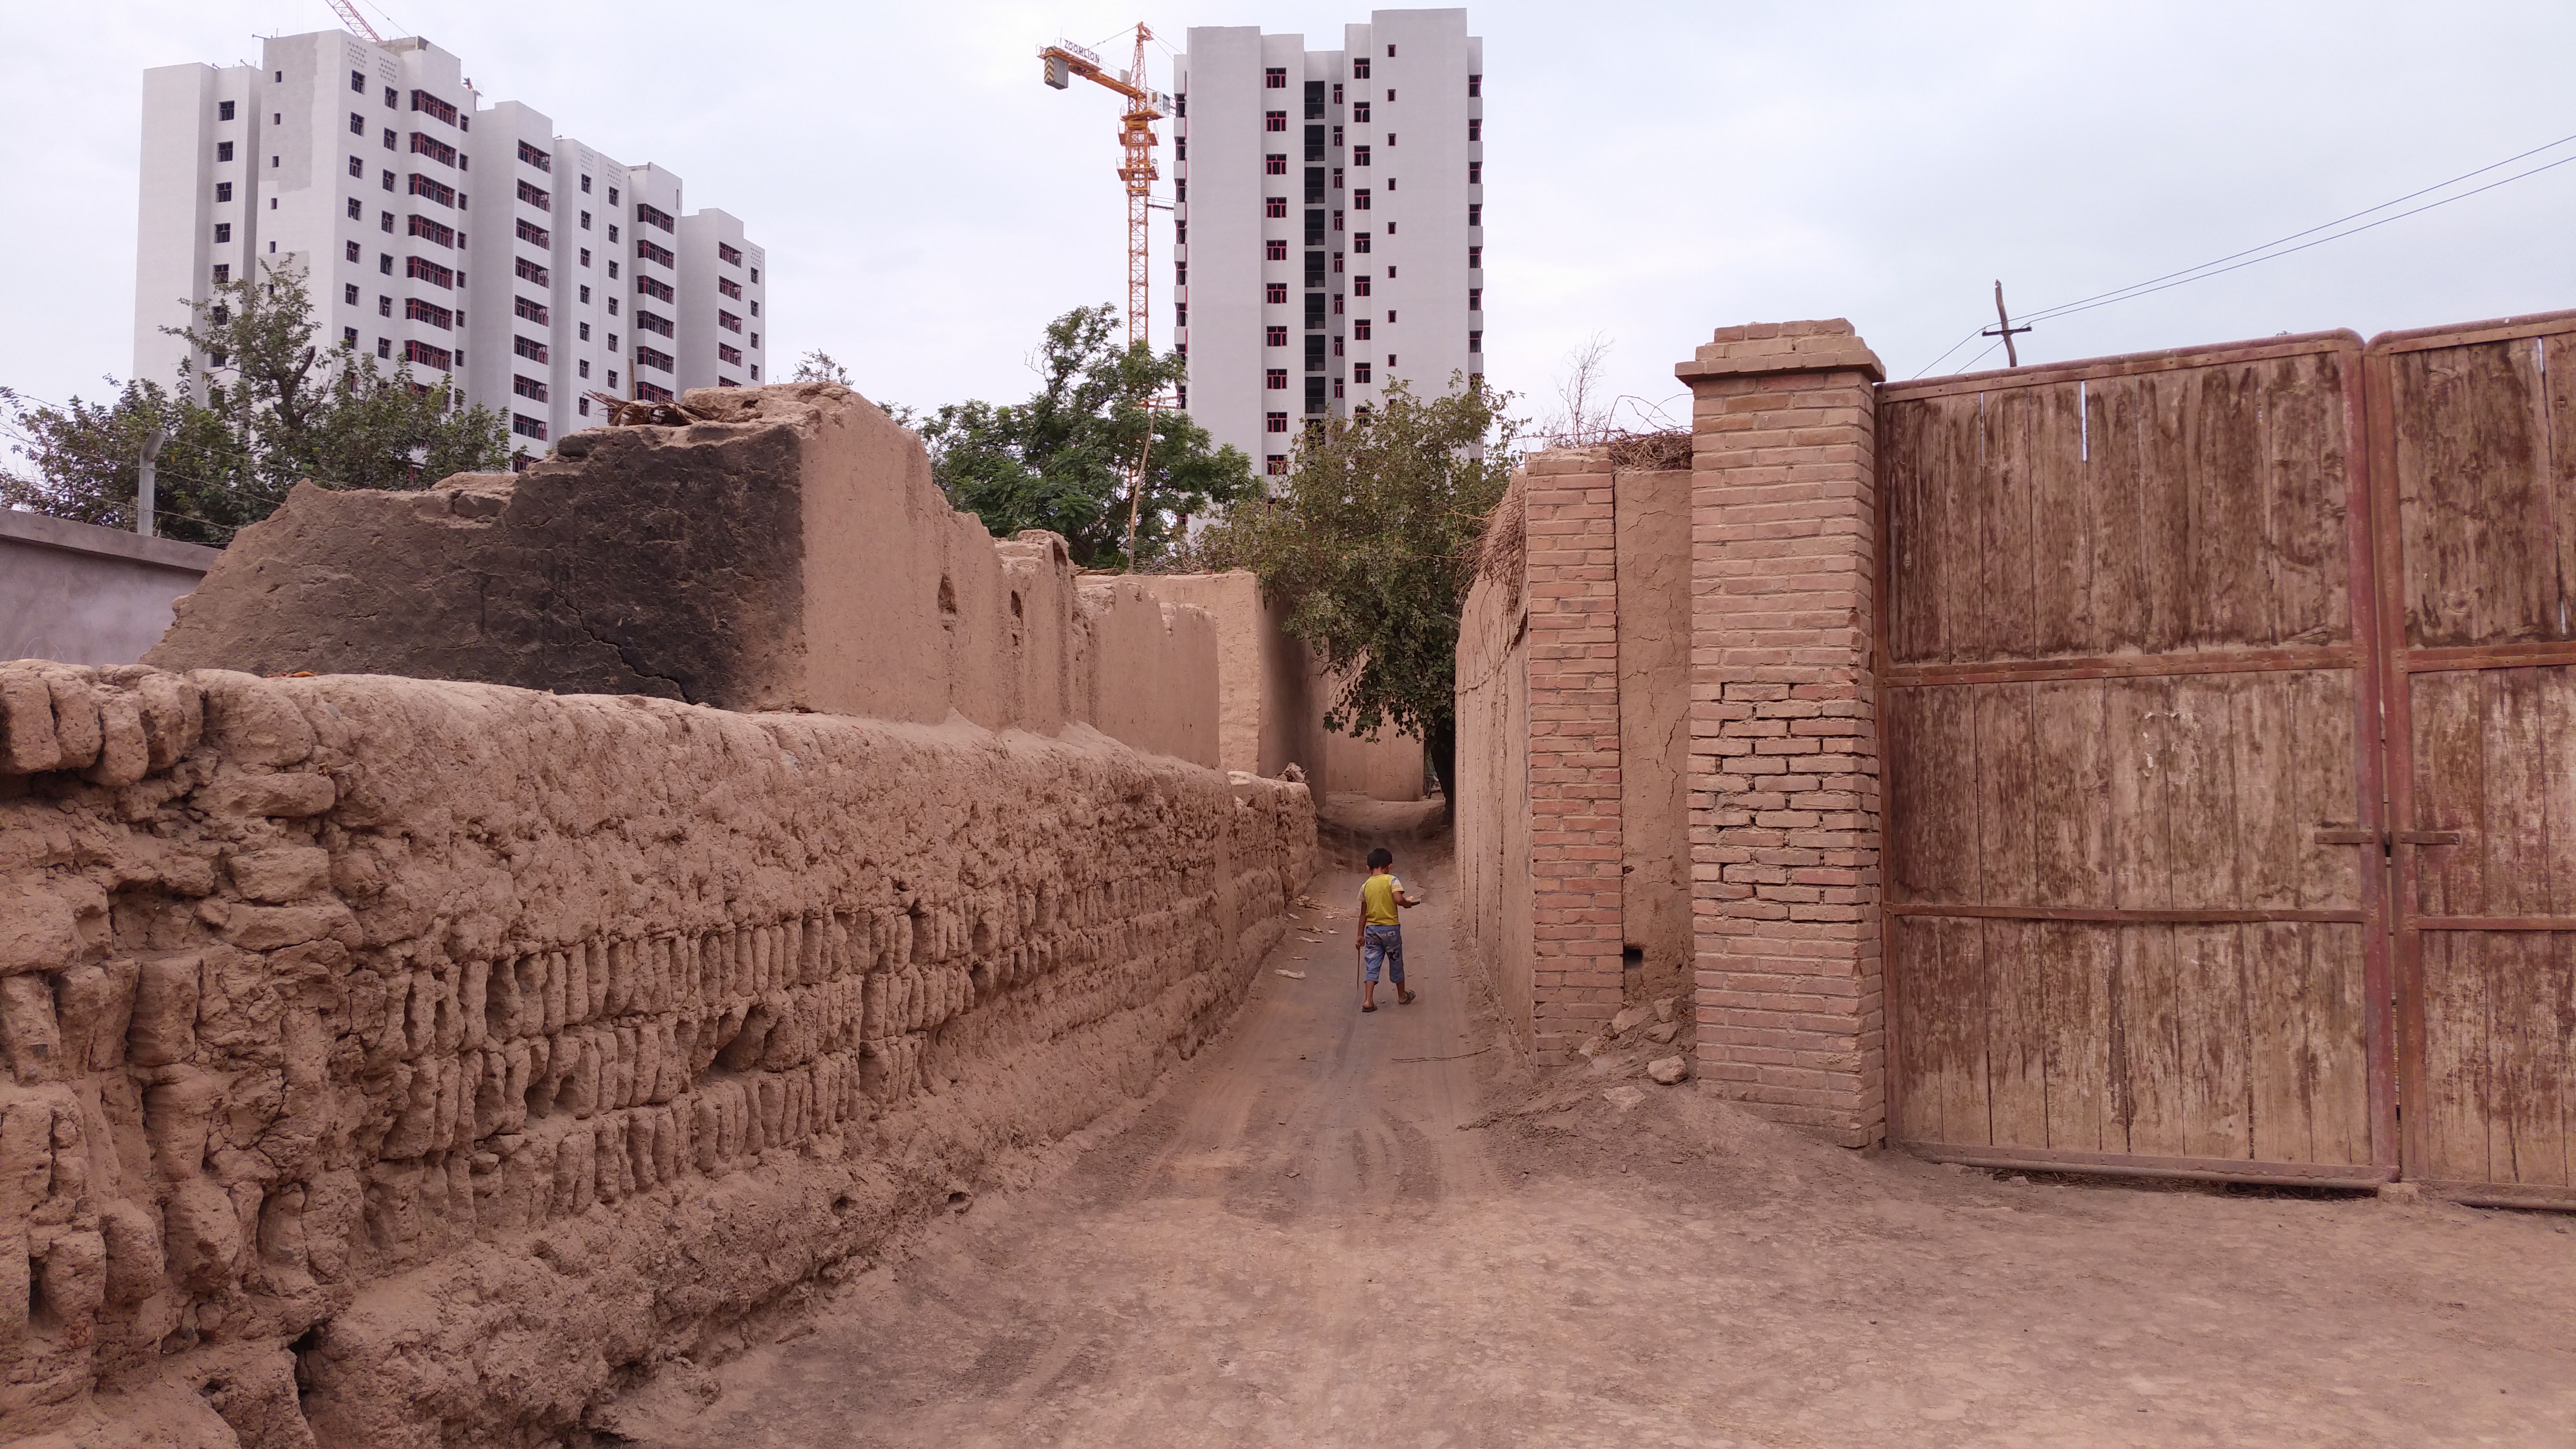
[1674,322,1886,1146]
[1520,450,1623,1064]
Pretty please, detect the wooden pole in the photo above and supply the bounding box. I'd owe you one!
[1982,280,2032,368]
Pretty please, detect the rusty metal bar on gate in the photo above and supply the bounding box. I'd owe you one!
[2400,640,2576,672]
[2412,916,2576,932]
[1903,1143,2396,1190]
[1885,903,2367,925]
[1883,645,2356,688]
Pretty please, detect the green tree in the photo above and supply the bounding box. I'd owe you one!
[914,304,1253,568]
[1191,374,1519,798]
[1,260,511,543]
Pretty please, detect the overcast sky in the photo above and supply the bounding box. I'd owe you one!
[4,1,2571,435]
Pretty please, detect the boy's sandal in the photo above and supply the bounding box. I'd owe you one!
[1398,992,1417,1005]
[1361,1004,1377,1013]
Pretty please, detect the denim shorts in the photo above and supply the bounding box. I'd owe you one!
[1362,924,1404,984]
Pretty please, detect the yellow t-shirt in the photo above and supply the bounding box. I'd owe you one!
[1361,873,1402,926]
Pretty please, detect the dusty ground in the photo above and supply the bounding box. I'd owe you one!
[616,850,2576,1448]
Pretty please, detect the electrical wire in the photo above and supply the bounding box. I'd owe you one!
[1909,129,2576,379]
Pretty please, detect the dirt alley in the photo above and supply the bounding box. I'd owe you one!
[619,850,2576,1448]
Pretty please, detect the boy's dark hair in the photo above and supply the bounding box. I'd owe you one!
[1366,847,1394,869]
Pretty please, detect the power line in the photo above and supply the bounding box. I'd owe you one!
[1910,129,2576,379]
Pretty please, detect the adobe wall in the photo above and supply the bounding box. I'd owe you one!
[0,661,1312,1447]
[144,385,1220,769]
[1615,468,1693,995]
[1453,478,1531,1049]
[0,513,218,669]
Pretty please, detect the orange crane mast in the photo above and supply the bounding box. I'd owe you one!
[1038,26,1170,348]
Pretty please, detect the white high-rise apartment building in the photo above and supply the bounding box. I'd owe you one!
[1174,9,1483,476]
[133,31,770,463]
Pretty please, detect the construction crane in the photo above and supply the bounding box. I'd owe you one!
[1038,27,1171,348]
[325,0,384,42]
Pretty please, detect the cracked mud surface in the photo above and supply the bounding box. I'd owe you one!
[620,850,2576,1448]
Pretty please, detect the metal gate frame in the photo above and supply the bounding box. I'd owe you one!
[1876,331,2401,1187]
[2366,308,2576,1210]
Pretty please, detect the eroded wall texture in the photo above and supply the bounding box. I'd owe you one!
[1614,468,1692,994]
[1455,480,1532,1050]
[0,663,1311,1446]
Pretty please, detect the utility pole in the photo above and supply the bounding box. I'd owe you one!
[137,427,170,538]
[1982,280,2032,368]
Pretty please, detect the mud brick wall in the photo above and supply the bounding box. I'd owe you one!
[0,662,1312,1447]
[1455,481,1534,1048]
[1675,321,1887,1147]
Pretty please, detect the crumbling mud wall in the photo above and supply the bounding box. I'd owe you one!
[1614,467,1692,995]
[1454,480,1532,1049]
[0,662,1312,1447]
[144,385,1221,768]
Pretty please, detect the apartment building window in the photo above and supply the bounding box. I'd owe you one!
[608,260,618,278]
[1266,111,1287,132]
[1265,239,1288,261]
[579,210,592,230]
[576,283,589,303]
[636,345,674,373]
[410,91,460,127]
[608,334,617,350]
[1266,412,1288,433]
[1469,161,1482,185]
[1469,204,1482,227]
[718,309,743,333]
[517,180,551,211]
[637,381,672,402]
[380,253,393,274]
[1267,326,1288,347]
[1469,73,1481,97]
[580,247,592,267]
[1266,455,1286,476]
[1266,196,1287,219]
[1469,117,1481,141]
[343,241,360,263]
[579,359,591,378]
[1267,369,1288,390]
[1353,101,1370,123]
[1469,245,1482,269]
[637,273,674,302]
[1353,145,1371,167]
[750,267,760,283]
[216,141,234,161]
[514,374,548,402]
[1353,58,1370,79]
[514,296,549,325]
[1332,125,1344,148]
[409,132,459,167]
[1306,209,1327,244]
[404,298,454,328]
[751,333,760,350]
[1175,304,1188,329]
[1353,189,1369,210]
[213,223,231,243]
[213,263,231,283]
[381,211,396,233]
[1175,178,1186,202]
[512,414,547,441]
[750,364,760,380]
[578,396,591,416]
[1469,331,1484,354]
[221,100,237,120]
[608,186,620,205]
[1354,232,1370,254]
[1470,288,1483,311]
[640,203,677,233]
[514,335,548,363]
[637,238,675,267]
[519,219,553,247]
[1265,154,1287,176]
[516,257,550,286]
[350,70,364,93]
[1266,282,1288,304]
[404,257,455,288]
[215,181,234,203]
[1354,363,1372,383]
[381,169,394,190]
[383,129,396,151]
[343,283,359,305]
[348,157,362,178]
[580,322,591,341]
[403,339,454,370]
[1332,293,1344,316]
[608,299,618,315]
[344,325,358,347]
[377,338,390,358]
[1175,136,1186,161]
[344,196,358,219]
[1306,79,1326,118]
[636,309,675,338]
[609,370,620,388]
[517,141,552,172]
[349,112,364,136]
[580,174,592,193]
[407,215,457,247]
[718,276,743,300]
[718,342,743,366]
[1265,66,1287,88]
[1355,318,1372,340]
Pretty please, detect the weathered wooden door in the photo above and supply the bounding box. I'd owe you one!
[2371,310,2576,1208]
[1879,333,2398,1186]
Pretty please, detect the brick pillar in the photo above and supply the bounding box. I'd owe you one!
[1675,321,1886,1146]
[1521,450,1623,1064]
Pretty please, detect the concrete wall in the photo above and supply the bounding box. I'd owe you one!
[0,662,1313,1447]
[0,511,217,667]
[1615,468,1692,995]
[1454,479,1530,1047]
[146,384,1224,770]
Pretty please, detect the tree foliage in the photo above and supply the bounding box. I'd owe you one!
[1,260,510,544]
[1190,374,1519,797]
[913,305,1253,568]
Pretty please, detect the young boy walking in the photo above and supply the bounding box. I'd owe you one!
[1356,847,1419,1013]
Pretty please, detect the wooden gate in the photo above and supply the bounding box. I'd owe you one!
[1877,332,2398,1186]
[2371,309,2576,1208]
